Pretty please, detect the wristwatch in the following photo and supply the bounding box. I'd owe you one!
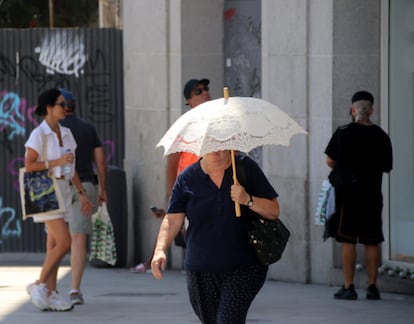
[247,194,254,207]
[78,187,86,195]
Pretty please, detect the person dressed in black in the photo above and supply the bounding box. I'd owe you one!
[325,91,393,300]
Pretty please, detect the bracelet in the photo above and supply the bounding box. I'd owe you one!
[78,187,86,195]
[45,160,49,169]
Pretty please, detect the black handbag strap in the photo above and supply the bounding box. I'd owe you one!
[235,155,249,191]
[235,156,279,221]
[235,155,257,219]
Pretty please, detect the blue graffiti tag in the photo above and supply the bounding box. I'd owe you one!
[0,197,22,245]
[0,91,26,140]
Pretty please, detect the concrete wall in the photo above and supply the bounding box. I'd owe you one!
[307,0,335,284]
[181,1,225,103]
[262,0,313,283]
[123,0,169,266]
[123,0,224,266]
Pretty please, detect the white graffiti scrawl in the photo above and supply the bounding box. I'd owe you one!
[35,31,87,77]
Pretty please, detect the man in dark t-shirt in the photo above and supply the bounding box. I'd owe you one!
[325,91,392,301]
[59,89,107,305]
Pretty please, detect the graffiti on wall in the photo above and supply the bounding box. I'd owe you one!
[36,31,87,77]
[0,28,124,252]
[0,197,21,246]
[0,91,34,141]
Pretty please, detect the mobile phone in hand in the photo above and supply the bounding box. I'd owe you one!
[150,206,160,213]
[150,206,166,218]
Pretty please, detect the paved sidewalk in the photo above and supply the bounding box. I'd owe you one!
[1,261,413,324]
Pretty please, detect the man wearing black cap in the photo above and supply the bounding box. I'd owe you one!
[182,78,211,109]
[325,91,393,300]
[131,78,211,273]
[59,89,107,305]
[167,78,211,193]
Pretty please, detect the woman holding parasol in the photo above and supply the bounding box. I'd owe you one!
[151,149,279,323]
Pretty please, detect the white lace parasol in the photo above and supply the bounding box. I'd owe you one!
[157,96,307,157]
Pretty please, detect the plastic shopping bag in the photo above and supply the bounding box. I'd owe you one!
[89,203,117,266]
[314,179,336,225]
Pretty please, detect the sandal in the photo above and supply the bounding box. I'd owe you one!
[130,263,148,273]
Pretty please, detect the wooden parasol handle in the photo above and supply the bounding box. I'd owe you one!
[224,87,241,217]
[231,150,241,217]
[223,87,229,100]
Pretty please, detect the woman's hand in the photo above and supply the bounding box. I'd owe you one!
[231,183,250,206]
[150,213,185,279]
[60,152,74,166]
[231,183,280,220]
[151,250,167,280]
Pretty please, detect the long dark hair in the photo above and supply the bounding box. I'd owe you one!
[34,88,61,116]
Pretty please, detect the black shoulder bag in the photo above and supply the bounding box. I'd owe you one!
[236,156,290,266]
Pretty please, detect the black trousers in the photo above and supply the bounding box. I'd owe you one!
[186,264,268,324]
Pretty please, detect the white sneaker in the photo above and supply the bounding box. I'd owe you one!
[48,291,74,311]
[31,283,49,310]
[26,282,34,295]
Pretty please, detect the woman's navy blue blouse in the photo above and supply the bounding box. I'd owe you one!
[168,156,278,272]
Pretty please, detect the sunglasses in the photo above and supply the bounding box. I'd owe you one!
[193,86,209,96]
[55,101,67,108]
